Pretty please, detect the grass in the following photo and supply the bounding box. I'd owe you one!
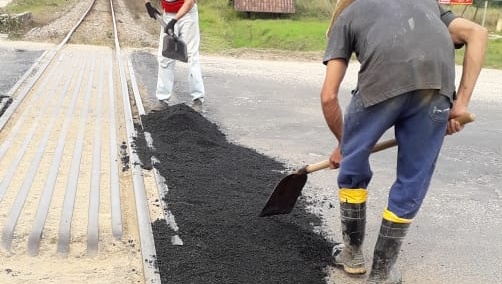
[226,19,328,51]
[449,4,502,28]
[197,1,502,69]
[2,0,76,27]
[485,38,502,69]
[455,37,502,69]
[197,1,332,53]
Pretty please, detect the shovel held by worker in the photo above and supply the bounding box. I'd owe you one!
[155,14,188,63]
[259,112,476,217]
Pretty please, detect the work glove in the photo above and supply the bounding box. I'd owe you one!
[165,19,177,36]
[145,2,160,19]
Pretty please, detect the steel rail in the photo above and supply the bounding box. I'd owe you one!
[27,54,87,256]
[109,0,161,283]
[127,55,184,246]
[56,54,96,256]
[0,0,95,132]
[0,0,160,283]
[0,0,161,283]
[0,54,83,251]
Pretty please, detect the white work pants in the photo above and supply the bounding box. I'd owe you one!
[156,4,205,102]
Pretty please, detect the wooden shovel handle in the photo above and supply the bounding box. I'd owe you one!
[302,160,331,173]
[302,112,475,174]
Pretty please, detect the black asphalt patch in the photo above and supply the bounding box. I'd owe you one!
[0,47,43,96]
[136,104,337,284]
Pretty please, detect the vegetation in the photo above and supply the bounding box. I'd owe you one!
[456,37,502,69]
[198,0,501,68]
[1,0,75,27]
[449,2,502,28]
[197,0,334,53]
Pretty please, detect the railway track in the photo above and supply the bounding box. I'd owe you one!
[0,0,163,283]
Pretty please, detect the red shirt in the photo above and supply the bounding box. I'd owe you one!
[161,0,184,13]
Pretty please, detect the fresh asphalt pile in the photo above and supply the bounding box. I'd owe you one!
[136,104,336,284]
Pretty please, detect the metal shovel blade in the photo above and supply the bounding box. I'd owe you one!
[257,112,476,218]
[156,14,188,63]
[258,173,307,217]
[162,34,188,63]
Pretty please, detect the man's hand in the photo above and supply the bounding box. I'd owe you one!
[165,19,177,35]
[329,145,342,169]
[446,108,468,135]
[446,117,464,135]
[145,2,160,19]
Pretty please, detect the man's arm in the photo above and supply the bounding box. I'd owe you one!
[163,0,195,34]
[447,17,488,134]
[320,58,347,168]
[144,0,195,22]
[144,0,161,19]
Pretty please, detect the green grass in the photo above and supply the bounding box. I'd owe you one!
[3,0,75,26]
[198,1,502,69]
[5,0,64,14]
[455,37,502,69]
[484,38,502,69]
[198,0,332,53]
[227,20,328,51]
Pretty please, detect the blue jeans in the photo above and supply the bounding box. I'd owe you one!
[338,90,450,219]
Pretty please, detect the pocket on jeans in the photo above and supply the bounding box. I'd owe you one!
[428,95,451,123]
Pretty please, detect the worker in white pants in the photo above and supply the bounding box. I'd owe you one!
[145,0,205,111]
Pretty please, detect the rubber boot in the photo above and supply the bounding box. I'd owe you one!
[333,199,367,274]
[366,218,411,284]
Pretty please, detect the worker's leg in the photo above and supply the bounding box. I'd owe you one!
[156,13,177,101]
[367,90,450,284]
[177,4,204,102]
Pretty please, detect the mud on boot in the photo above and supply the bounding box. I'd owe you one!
[367,265,402,284]
[367,216,411,284]
[334,188,368,274]
[333,242,366,274]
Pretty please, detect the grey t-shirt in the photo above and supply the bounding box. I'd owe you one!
[323,0,456,107]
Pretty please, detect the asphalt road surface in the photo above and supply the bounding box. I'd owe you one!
[1,41,501,283]
[0,42,45,96]
[131,50,502,284]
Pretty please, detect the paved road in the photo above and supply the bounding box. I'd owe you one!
[0,41,47,96]
[132,50,502,284]
[3,41,501,283]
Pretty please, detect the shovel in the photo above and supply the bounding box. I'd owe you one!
[259,112,476,217]
[155,14,188,63]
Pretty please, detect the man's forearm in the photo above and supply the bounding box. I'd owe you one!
[449,18,488,112]
[321,59,347,143]
[455,27,488,110]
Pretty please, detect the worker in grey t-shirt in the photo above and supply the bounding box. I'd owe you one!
[319,0,488,283]
[325,1,456,107]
